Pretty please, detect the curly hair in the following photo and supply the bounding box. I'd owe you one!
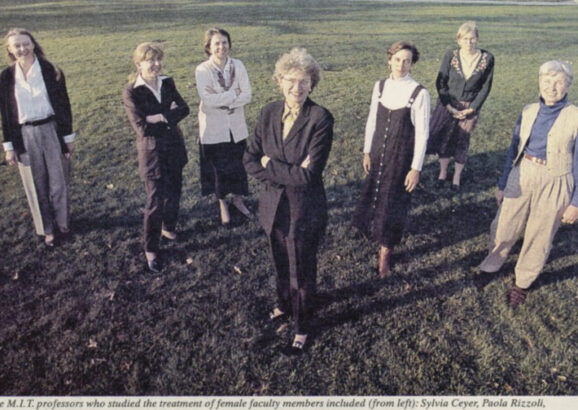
[273,47,321,91]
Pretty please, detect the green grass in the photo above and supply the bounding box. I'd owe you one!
[0,0,577,396]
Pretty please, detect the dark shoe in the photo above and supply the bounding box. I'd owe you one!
[509,285,529,308]
[435,178,448,188]
[146,257,162,273]
[378,247,392,279]
[451,183,461,191]
[232,197,254,220]
[281,335,307,356]
[473,272,495,290]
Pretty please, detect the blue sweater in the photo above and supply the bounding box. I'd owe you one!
[498,96,578,207]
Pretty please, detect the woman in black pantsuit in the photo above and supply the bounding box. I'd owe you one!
[244,48,333,353]
[123,42,189,273]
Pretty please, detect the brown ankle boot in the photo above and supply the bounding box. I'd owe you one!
[378,247,392,278]
[509,285,529,308]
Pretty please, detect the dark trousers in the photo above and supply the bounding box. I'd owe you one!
[143,163,183,253]
[268,198,321,334]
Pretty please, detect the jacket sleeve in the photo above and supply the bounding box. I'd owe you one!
[263,110,334,187]
[243,107,270,183]
[122,85,157,139]
[469,52,494,112]
[195,63,237,108]
[0,69,15,149]
[54,69,74,138]
[163,78,190,125]
[435,50,453,108]
[229,60,252,109]
[498,113,522,191]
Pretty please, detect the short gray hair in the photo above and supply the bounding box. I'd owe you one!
[273,47,321,91]
[539,60,574,86]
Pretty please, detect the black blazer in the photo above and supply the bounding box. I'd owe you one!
[123,76,189,180]
[436,48,494,113]
[244,98,333,236]
[0,58,73,154]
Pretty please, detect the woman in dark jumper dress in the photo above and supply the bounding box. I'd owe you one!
[352,41,430,278]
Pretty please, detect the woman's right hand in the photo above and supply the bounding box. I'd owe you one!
[363,153,371,174]
[5,150,17,166]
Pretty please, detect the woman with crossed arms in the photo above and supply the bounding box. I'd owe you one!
[244,48,333,354]
[123,42,189,273]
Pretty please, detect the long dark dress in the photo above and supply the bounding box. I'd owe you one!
[352,83,424,247]
[200,136,248,198]
[428,48,494,162]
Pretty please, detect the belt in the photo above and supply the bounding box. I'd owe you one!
[523,153,546,166]
[21,115,55,127]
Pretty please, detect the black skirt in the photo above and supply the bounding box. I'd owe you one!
[200,135,249,198]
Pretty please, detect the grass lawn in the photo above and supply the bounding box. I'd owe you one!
[0,0,577,396]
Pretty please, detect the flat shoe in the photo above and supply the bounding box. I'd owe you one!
[146,258,162,273]
[435,178,448,188]
[473,272,495,290]
[161,230,177,240]
[44,234,55,247]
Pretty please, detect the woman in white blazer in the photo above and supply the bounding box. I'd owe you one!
[195,27,252,226]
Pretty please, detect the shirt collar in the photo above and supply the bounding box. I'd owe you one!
[283,102,302,119]
[388,73,412,82]
[134,74,168,89]
[210,56,230,73]
[14,56,40,82]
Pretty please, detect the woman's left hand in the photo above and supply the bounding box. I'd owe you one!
[561,205,578,224]
[146,114,167,124]
[404,169,420,192]
[5,150,17,166]
[65,142,75,159]
[453,108,474,120]
[260,155,271,168]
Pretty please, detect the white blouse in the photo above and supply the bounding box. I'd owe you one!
[3,58,75,152]
[363,74,430,171]
[14,58,55,124]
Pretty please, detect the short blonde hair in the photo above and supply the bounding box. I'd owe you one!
[128,42,164,83]
[133,42,164,65]
[273,47,321,91]
[539,60,574,87]
[457,21,478,40]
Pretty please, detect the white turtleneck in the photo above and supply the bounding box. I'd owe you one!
[363,74,430,171]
